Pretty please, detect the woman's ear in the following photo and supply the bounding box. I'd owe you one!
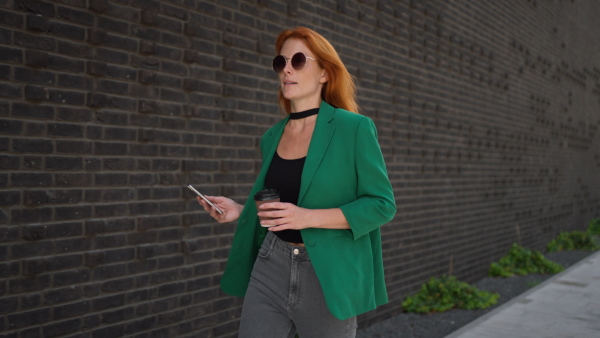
[320,70,328,84]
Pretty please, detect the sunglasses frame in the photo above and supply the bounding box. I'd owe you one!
[272,52,316,73]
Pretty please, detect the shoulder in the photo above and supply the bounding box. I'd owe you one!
[332,108,372,126]
[331,108,376,134]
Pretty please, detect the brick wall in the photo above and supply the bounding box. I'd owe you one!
[1,0,599,336]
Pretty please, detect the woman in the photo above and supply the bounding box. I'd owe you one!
[197,27,396,338]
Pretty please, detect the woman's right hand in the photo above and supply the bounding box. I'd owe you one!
[196,195,242,223]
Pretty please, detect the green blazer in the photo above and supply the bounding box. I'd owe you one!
[220,101,396,320]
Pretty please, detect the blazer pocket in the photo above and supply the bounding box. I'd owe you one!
[334,229,353,241]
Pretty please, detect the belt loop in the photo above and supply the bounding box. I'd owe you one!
[268,231,277,251]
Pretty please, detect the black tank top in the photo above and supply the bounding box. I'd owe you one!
[264,151,305,243]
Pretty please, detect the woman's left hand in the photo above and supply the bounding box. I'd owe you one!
[257,202,313,230]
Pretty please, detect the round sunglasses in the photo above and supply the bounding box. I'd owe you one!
[272,52,316,73]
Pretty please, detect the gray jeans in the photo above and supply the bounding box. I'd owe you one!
[239,231,357,338]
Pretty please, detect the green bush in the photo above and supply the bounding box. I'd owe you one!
[588,218,600,247]
[402,275,499,314]
[588,218,600,235]
[547,231,598,252]
[546,219,600,252]
[489,243,563,277]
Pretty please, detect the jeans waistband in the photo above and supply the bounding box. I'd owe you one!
[267,231,310,260]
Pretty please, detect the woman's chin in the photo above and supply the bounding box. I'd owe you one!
[281,90,297,100]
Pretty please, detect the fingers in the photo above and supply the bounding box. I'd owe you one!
[260,216,293,230]
[267,225,286,231]
[262,218,288,230]
[196,196,206,209]
[209,207,228,223]
[197,196,225,222]
[257,207,290,223]
[196,196,211,212]
[258,201,287,210]
[260,217,284,228]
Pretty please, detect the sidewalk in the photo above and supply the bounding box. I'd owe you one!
[444,250,600,338]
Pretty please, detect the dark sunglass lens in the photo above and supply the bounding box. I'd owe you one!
[272,55,286,73]
[291,53,307,70]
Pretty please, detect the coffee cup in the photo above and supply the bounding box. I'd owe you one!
[254,189,280,226]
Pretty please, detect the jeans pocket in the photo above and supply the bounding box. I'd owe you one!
[257,233,276,259]
[257,246,272,258]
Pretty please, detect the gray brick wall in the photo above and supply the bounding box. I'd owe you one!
[1,0,599,336]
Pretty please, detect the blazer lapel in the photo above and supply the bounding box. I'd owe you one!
[298,101,336,206]
[255,116,288,191]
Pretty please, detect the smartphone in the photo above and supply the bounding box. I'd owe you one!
[187,185,224,215]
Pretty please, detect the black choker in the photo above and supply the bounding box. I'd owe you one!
[289,108,319,120]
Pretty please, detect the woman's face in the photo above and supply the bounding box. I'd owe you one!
[278,38,328,111]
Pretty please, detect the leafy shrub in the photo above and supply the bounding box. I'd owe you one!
[546,219,600,252]
[588,218,600,235]
[547,231,598,252]
[589,218,600,247]
[489,243,563,277]
[402,275,499,314]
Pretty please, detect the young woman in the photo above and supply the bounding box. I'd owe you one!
[197,27,396,338]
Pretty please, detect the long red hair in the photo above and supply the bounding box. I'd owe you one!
[275,27,359,114]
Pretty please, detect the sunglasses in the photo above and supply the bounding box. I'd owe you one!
[272,52,316,73]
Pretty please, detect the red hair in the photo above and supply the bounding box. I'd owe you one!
[275,27,359,114]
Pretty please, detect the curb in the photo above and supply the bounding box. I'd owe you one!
[443,250,600,338]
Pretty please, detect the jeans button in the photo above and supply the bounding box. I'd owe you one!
[293,248,299,255]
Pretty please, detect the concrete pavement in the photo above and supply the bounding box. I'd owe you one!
[444,250,600,338]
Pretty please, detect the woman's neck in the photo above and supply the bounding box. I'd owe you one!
[290,98,321,113]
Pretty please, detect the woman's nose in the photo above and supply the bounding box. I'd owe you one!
[283,60,293,74]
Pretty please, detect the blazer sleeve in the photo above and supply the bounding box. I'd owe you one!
[339,117,396,240]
